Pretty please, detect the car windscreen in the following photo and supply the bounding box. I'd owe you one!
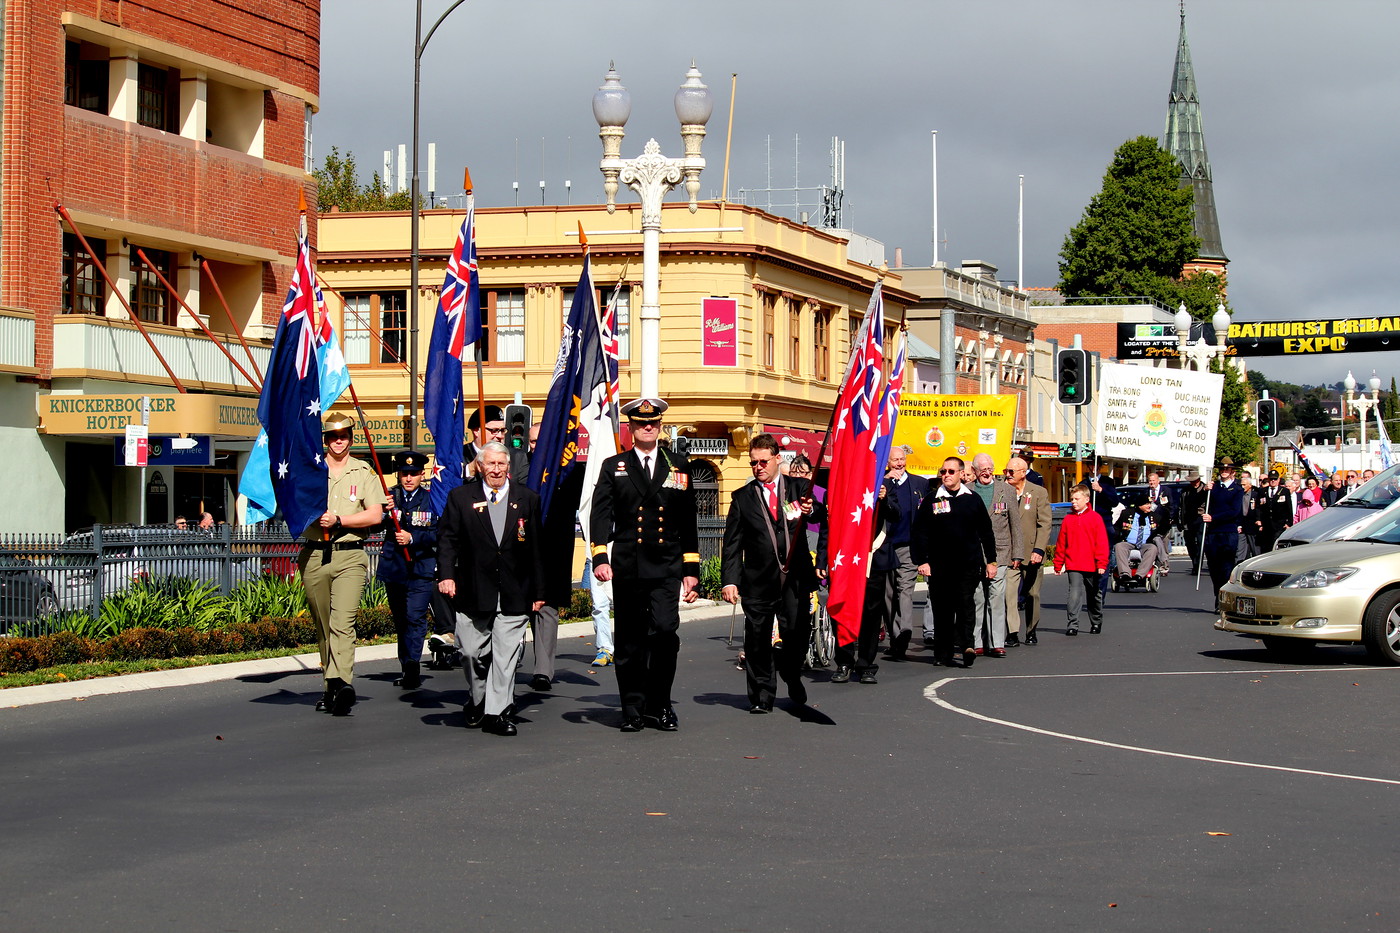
[1340,463,1400,508]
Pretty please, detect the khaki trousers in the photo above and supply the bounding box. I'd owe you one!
[299,545,368,684]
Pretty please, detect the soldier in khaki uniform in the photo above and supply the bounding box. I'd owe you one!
[299,412,384,715]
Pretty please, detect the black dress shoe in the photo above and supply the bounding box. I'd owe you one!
[748,703,772,714]
[530,674,552,691]
[619,716,646,733]
[1005,633,1020,647]
[464,702,487,728]
[858,668,878,684]
[1024,632,1038,645]
[315,683,334,712]
[962,648,976,668]
[330,683,356,716]
[830,665,852,683]
[936,654,954,667]
[394,661,422,689]
[788,679,808,706]
[1090,622,1102,634]
[482,715,517,736]
[1066,627,1078,636]
[654,707,679,731]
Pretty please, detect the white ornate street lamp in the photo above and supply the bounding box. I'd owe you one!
[1344,369,1383,460]
[594,62,712,400]
[1175,301,1233,372]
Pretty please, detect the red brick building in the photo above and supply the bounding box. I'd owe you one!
[1,0,320,532]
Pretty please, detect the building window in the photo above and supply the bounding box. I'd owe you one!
[64,41,109,114]
[304,105,314,174]
[137,63,177,131]
[787,299,803,374]
[483,289,525,364]
[884,324,898,380]
[762,293,776,369]
[561,285,631,361]
[342,290,408,365]
[812,307,830,381]
[130,247,174,325]
[62,233,106,315]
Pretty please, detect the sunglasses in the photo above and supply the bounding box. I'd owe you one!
[939,468,961,475]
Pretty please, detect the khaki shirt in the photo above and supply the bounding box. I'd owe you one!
[303,456,384,543]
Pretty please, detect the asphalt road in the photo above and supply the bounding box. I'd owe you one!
[4,564,1400,932]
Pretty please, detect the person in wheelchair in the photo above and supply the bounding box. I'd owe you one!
[1114,500,1167,587]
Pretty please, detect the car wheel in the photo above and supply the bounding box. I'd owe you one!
[1361,590,1400,666]
[35,588,60,618]
[1261,635,1314,662]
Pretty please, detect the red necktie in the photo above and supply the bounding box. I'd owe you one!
[766,482,778,520]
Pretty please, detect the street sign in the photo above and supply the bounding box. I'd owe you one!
[124,425,149,467]
[114,435,215,467]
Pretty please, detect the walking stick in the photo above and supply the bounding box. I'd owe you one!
[727,598,738,648]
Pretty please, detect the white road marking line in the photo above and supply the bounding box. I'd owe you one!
[925,669,1400,786]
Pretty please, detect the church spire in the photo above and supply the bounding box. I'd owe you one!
[1163,3,1228,268]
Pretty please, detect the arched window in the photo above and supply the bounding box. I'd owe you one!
[690,459,720,518]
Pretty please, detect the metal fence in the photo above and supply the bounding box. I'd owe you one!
[0,523,386,636]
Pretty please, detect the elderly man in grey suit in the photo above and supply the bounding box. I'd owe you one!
[968,452,1024,657]
[1003,456,1051,646]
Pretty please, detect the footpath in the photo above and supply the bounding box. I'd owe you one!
[0,599,739,709]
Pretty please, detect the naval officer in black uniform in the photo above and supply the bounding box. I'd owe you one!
[376,449,440,690]
[590,398,700,733]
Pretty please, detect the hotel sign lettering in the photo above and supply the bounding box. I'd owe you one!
[40,393,261,437]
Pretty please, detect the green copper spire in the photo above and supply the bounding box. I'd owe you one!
[1163,4,1227,263]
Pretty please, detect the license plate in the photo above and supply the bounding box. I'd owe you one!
[1235,596,1256,617]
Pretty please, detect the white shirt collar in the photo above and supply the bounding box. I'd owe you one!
[486,480,509,500]
[935,484,971,498]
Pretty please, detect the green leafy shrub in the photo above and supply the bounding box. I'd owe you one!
[697,555,723,599]
[360,576,388,610]
[563,587,593,622]
[225,573,309,625]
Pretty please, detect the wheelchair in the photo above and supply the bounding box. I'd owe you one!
[1110,544,1162,593]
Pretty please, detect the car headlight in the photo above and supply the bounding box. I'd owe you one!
[1280,567,1358,588]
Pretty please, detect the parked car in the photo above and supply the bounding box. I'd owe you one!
[1275,462,1400,548]
[1215,504,1400,664]
[0,549,61,633]
[48,527,260,613]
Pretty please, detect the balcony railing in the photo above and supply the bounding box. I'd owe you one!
[52,314,269,391]
[0,308,37,373]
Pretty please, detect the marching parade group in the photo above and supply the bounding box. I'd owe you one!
[298,390,1366,734]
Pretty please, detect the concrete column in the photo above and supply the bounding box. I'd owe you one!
[176,254,203,328]
[106,244,130,319]
[109,52,139,123]
[179,71,207,142]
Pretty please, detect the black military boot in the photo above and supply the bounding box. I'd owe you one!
[315,678,339,712]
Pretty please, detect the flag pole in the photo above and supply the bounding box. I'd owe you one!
[54,202,187,392]
[296,192,332,543]
[466,168,488,453]
[201,260,265,385]
[345,379,410,561]
[134,248,262,390]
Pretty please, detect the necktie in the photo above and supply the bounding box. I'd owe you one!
[1131,517,1147,548]
[643,455,652,478]
[489,489,498,504]
[765,482,778,520]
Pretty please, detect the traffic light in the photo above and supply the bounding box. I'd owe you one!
[1256,398,1279,437]
[504,403,532,451]
[1056,348,1092,406]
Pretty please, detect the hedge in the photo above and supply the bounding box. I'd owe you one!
[0,607,395,675]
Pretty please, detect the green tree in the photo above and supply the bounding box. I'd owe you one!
[312,146,416,212]
[1215,359,1260,466]
[1058,136,1202,310]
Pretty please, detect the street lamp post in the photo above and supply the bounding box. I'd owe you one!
[594,62,712,400]
[1174,301,1233,372]
[1344,370,1382,470]
[406,0,468,447]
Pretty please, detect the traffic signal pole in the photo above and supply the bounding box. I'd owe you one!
[1074,334,1084,483]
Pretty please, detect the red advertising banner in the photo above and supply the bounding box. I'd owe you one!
[701,297,738,366]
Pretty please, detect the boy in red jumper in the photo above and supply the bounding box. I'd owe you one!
[1053,485,1109,635]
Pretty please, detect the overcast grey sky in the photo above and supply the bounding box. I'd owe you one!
[316,0,1400,390]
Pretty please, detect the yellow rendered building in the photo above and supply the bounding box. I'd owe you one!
[317,201,912,516]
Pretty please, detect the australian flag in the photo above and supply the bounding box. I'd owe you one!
[528,252,615,525]
[424,200,482,514]
[255,225,329,539]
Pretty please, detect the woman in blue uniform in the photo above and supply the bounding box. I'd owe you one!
[378,449,441,690]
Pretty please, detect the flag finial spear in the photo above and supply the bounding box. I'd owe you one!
[298,188,307,213]
[577,221,588,249]
[463,167,473,195]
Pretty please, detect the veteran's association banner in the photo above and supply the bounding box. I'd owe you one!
[1095,361,1223,470]
[892,393,1019,476]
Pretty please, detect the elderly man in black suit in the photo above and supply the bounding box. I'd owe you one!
[437,442,546,737]
[591,398,700,733]
[721,433,824,713]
